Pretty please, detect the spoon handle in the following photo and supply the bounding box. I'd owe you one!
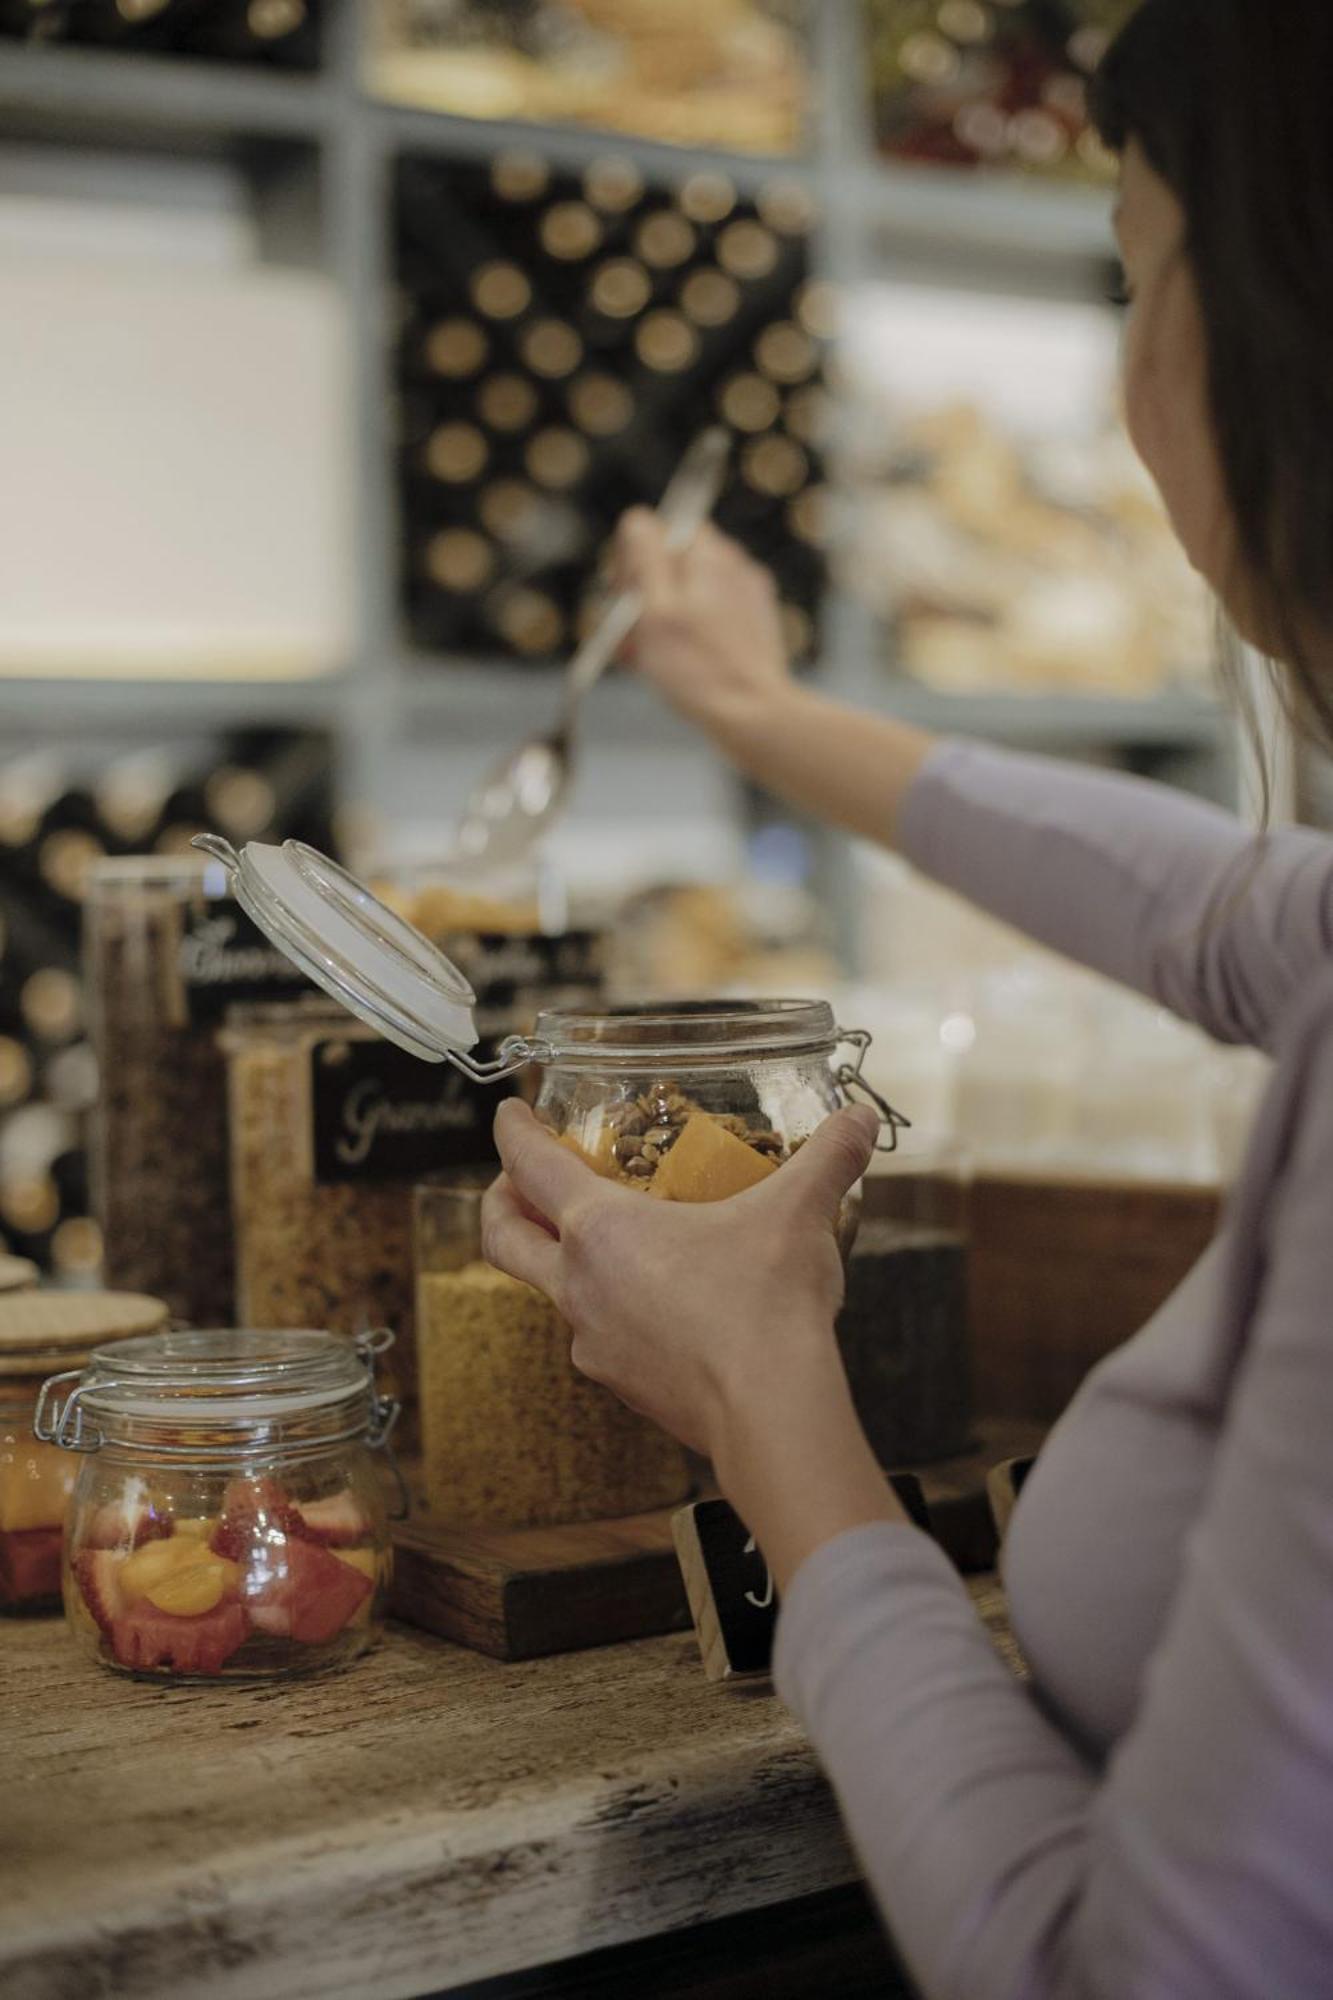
[562,427,731,714]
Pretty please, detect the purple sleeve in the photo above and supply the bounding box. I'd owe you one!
[898,740,1333,1053]
[774,1023,1333,2000]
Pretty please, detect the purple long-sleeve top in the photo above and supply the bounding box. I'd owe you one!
[773,740,1333,2000]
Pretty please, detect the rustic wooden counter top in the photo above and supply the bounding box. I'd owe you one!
[2,1581,1017,2000]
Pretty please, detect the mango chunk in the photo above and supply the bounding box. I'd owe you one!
[558,1125,618,1178]
[145,1554,239,1618]
[652,1115,779,1203]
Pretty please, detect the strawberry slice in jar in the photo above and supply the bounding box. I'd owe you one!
[242,1533,373,1645]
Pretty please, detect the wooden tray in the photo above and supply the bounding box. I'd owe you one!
[389,1416,1045,1662]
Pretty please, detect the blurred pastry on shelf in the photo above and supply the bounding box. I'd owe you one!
[609,881,838,999]
[840,399,1212,699]
[369,0,810,154]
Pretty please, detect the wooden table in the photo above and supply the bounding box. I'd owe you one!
[2,1582,1019,2000]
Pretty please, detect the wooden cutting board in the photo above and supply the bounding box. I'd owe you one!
[388,1417,1045,1662]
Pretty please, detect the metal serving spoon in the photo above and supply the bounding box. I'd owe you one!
[452,426,732,870]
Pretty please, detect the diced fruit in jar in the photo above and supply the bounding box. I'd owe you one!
[0,1525,63,1606]
[651,1114,780,1203]
[243,1534,373,1645]
[110,1598,250,1677]
[331,1545,381,1627]
[210,1474,305,1561]
[144,1555,239,1618]
[84,1495,172,1551]
[0,1437,77,1534]
[120,1534,200,1602]
[74,1548,131,1636]
[119,1534,240,1616]
[558,1127,618,1177]
[173,1516,220,1540]
[294,1491,370,1548]
[331,1546,379,1582]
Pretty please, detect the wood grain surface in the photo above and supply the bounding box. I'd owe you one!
[389,1508,693,1660]
[967,1173,1220,1422]
[2,1578,1017,2000]
[387,1421,1043,1666]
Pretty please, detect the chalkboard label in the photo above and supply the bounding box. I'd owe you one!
[673,1475,932,1683]
[986,1455,1037,1543]
[179,904,309,1023]
[444,930,604,1010]
[310,1035,506,1184]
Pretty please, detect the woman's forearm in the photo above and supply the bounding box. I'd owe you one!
[701,684,937,855]
[710,1338,911,1594]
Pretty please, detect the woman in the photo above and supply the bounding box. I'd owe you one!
[482,4,1333,1993]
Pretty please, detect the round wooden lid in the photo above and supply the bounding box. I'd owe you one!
[0,1254,39,1295]
[0,1291,169,1378]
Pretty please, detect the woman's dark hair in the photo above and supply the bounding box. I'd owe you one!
[1091,0,1333,754]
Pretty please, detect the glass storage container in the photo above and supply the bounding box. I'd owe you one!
[846,1147,973,1467]
[1,1291,168,1612]
[86,855,309,1326]
[415,1180,691,1527]
[220,998,522,1451]
[38,1327,395,1682]
[528,999,885,1257]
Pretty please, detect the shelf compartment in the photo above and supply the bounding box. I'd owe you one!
[0,45,334,148]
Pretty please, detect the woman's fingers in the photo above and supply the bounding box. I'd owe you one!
[481,1174,563,1298]
[764,1106,880,1225]
[493,1098,598,1228]
[614,507,679,612]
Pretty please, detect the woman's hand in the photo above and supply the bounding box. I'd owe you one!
[613,510,793,737]
[482,1098,873,1455]
[482,1100,908,1587]
[612,508,936,854]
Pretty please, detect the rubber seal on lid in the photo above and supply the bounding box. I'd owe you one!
[192,836,479,1064]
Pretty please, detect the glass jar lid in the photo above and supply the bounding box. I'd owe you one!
[36,1327,397,1454]
[192,836,481,1065]
[0,1290,168,1380]
[532,997,839,1067]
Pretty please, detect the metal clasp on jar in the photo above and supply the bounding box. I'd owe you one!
[353,1327,410,1519]
[444,1033,554,1086]
[834,1028,911,1155]
[33,1371,104,1452]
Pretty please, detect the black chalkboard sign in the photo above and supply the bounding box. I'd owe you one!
[310,1034,507,1184]
[179,903,309,1024]
[672,1475,933,1683]
[986,1455,1037,1543]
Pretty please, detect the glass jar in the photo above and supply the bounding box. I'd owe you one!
[220,1000,515,1451]
[86,855,310,1326]
[39,1327,395,1682]
[846,1147,973,1467]
[414,1181,692,1527]
[192,840,908,1212]
[526,1000,886,1257]
[1,1290,168,1613]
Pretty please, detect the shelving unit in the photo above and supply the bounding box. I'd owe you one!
[0,3,1237,944]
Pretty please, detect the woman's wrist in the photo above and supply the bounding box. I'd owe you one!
[701,678,818,766]
[708,1331,909,1595]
